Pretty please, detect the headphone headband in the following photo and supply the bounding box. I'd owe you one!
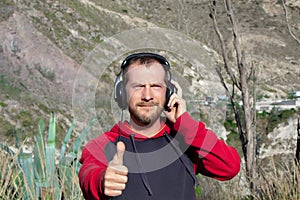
[121,52,170,71]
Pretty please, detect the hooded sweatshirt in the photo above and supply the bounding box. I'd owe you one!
[79,112,240,200]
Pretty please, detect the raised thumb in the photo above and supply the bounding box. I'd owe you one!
[114,141,125,165]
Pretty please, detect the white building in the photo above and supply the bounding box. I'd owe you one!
[255,90,300,112]
[293,91,300,98]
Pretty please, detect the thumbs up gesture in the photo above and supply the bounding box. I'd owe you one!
[103,141,128,197]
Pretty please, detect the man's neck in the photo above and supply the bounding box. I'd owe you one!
[129,118,162,138]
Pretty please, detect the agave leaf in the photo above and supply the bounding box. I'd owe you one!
[58,156,80,198]
[70,117,96,174]
[34,119,46,182]
[59,118,76,161]
[47,113,56,144]
[13,129,21,149]
[38,118,45,141]
[57,117,95,198]
[19,152,35,199]
[0,142,15,156]
[45,113,56,187]
[72,117,96,156]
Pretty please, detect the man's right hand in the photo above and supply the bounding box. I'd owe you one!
[103,141,128,197]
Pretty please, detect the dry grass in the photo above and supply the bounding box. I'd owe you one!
[1,147,299,200]
[197,157,299,200]
[0,149,23,199]
[255,158,299,200]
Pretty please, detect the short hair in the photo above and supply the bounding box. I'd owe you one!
[122,57,169,84]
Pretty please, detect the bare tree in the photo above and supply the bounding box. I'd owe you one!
[296,118,300,164]
[280,0,300,166]
[280,0,300,45]
[209,0,257,195]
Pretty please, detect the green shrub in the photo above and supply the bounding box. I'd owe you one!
[0,102,7,107]
[257,108,299,134]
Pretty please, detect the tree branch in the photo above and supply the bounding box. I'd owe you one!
[209,0,240,90]
[281,0,300,44]
[215,67,247,159]
[225,0,244,79]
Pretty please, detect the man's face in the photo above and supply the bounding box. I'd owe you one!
[125,60,167,126]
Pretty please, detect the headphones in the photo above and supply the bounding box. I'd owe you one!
[114,52,177,110]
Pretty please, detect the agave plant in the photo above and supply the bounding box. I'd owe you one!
[0,113,96,199]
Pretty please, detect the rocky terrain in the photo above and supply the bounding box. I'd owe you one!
[0,0,299,168]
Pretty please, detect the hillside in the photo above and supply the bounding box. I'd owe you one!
[0,0,299,159]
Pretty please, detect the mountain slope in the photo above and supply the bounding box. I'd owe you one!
[0,0,299,149]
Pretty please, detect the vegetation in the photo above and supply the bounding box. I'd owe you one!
[257,108,300,134]
[226,106,300,137]
[34,63,56,82]
[0,107,298,199]
[224,106,300,157]
[197,158,300,200]
[0,74,22,97]
[0,0,15,22]
[0,113,96,199]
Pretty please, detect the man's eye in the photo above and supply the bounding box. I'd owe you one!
[134,85,144,89]
[152,85,162,89]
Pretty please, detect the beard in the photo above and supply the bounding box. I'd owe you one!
[128,102,164,126]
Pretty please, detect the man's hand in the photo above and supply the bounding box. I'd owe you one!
[164,80,187,123]
[103,141,128,197]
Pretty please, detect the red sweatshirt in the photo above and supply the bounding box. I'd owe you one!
[79,112,240,200]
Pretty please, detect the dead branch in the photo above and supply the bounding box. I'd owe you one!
[296,118,300,164]
[216,68,247,158]
[209,0,240,90]
[225,0,243,70]
[281,0,300,44]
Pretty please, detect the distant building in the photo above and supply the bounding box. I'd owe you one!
[218,95,228,101]
[272,100,298,110]
[255,90,300,112]
[293,91,300,98]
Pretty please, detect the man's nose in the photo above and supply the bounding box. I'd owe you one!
[141,86,153,101]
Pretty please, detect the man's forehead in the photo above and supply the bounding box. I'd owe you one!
[128,79,166,85]
[125,61,165,73]
[125,64,166,82]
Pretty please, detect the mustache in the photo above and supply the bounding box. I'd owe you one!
[136,102,159,106]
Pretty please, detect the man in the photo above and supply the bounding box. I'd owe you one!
[79,52,240,200]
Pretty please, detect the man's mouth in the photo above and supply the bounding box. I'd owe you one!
[136,102,159,107]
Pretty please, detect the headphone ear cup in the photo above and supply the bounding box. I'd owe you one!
[164,81,176,111]
[115,81,127,110]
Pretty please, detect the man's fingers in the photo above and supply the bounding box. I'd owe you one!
[104,188,122,197]
[104,141,128,197]
[106,165,128,177]
[104,167,128,197]
[111,141,126,165]
[104,181,127,190]
[116,141,125,164]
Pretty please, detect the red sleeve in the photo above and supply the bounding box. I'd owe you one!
[78,135,112,200]
[173,112,241,181]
